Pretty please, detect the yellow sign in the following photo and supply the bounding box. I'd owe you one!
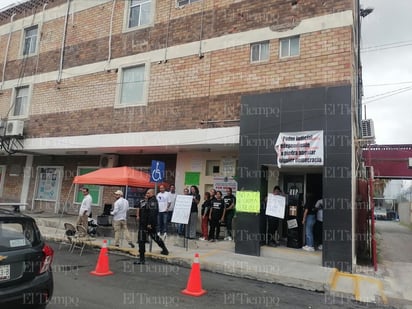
[236,191,260,213]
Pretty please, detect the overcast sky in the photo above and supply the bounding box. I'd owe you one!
[0,0,411,145]
[361,0,412,145]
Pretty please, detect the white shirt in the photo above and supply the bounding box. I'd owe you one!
[156,191,171,213]
[111,197,129,221]
[169,192,177,211]
[79,194,92,216]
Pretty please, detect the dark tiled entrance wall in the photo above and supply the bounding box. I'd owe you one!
[238,85,354,272]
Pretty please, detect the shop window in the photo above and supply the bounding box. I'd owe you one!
[35,167,64,202]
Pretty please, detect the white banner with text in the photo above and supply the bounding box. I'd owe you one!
[274,130,324,168]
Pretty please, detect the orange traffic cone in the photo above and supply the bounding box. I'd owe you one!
[90,240,114,276]
[181,253,207,297]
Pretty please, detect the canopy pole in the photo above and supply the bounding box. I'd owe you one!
[55,182,74,235]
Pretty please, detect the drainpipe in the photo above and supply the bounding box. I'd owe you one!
[105,0,116,69]
[34,3,48,75]
[0,13,16,91]
[57,0,72,84]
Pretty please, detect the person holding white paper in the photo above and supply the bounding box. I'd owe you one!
[267,186,283,246]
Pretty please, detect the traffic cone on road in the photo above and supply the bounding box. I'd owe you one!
[90,240,114,276]
[181,253,207,297]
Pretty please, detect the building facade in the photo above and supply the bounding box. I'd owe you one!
[0,0,362,271]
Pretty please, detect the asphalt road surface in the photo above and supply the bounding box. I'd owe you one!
[47,242,391,309]
[375,220,412,305]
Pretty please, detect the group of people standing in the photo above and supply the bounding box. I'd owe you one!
[261,185,323,252]
[77,184,237,264]
[199,187,236,242]
[302,195,323,252]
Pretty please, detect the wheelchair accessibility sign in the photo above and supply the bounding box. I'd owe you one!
[150,160,165,183]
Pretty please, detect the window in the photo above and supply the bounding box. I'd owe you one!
[177,0,201,6]
[75,167,102,206]
[35,167,63,202]
[250,41,270,63]
[118,64,147,106]
[23,25,38,56]
[280,36,300,58]
[206,160,220,176]
[12,86,30,117]
[128,0,152,29]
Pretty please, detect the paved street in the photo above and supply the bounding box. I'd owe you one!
[376,220,412,307]
[47,242,386,309]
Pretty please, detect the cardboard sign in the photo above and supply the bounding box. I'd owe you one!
[171,195,193,224]
[287,219,298,229]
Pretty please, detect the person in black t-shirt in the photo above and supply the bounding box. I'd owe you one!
[199,192,211,240]
[208,191,225,242]
[223,188,236,241]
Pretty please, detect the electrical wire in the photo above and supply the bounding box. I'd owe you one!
[363,85,412,104]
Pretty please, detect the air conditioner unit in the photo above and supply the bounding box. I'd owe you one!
[99,155,119,168]
[361,119,375,139]
[5,120,24,137]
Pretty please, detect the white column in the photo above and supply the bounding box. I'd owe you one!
[20,155,33,211]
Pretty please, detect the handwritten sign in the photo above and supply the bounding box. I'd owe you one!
[236,191,260,213]
[266,194,286,219]
[171,195,193,224]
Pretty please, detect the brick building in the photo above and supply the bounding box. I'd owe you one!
[0,0,363,271]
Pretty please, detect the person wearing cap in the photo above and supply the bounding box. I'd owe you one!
[111,190,135,248]
[77,187,92,236]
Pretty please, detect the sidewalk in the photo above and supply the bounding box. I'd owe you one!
[29,211,393,307]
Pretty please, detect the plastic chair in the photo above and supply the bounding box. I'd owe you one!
[71,225,95,256]
[59,223,77,252]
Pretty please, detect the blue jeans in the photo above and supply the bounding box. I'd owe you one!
[305,214,316,247]
[157,212,168,234]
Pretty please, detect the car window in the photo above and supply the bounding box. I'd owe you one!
[0,220,39,250]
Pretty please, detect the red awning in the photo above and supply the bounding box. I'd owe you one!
[73,166,167,188]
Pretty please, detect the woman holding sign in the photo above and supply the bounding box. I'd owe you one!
[208,191,225,242]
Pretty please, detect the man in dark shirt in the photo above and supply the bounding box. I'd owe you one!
[135,189,169,265]
[223,187,236,241]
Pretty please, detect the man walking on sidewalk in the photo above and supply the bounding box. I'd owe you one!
[111,190,134,248]
[135,189,169,265]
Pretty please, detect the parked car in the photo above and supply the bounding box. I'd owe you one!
[374,207,387,220]
[0,207,54,308]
